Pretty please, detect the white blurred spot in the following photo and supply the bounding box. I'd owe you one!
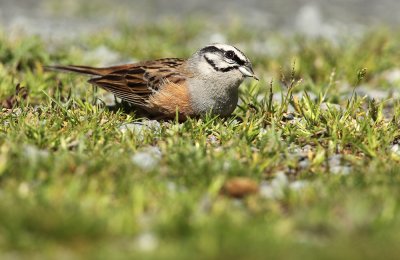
[295,4,339,41]
[260,171,288,199]
[383,69,400,84]
[209,33,226,43]
[330,165,352,175]
[289,180,308,191]
[82,45,121,66]
[136,232,158,252]
[131,147,162,171]
[18,182,30,198]
[391,144,399,153]
[24,144,49,162]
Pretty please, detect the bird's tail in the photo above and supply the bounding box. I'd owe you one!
[44,65,112,76]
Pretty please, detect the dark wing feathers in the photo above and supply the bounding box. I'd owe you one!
[47,59,188,107]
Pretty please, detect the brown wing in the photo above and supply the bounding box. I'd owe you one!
[47,58,190,107]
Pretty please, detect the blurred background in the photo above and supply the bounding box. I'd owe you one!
[2,2,400,259]
[1,0,400,40]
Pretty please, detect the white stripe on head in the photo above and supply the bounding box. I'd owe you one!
[208,43,248,63]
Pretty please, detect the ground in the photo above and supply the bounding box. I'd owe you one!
[1,22,400,259]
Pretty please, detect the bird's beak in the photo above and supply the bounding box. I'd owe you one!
[239,64,259,81]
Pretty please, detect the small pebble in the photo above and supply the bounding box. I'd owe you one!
[221,177,259,198]
[131,147,162,171]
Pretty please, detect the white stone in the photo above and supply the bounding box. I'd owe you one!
[131,147,162,171]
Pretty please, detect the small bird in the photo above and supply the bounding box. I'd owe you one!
[48,43,258,119]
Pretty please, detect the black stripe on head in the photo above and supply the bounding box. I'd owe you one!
[220,65,239,72]
[232,46,248,62]
[229,52,246,66]
[224,46,248,66]
[204,55,239,72]
[200,46,221,55]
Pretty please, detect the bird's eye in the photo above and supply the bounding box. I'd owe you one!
[225,50,235,59]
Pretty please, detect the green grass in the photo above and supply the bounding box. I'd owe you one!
[1,23,400,259]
